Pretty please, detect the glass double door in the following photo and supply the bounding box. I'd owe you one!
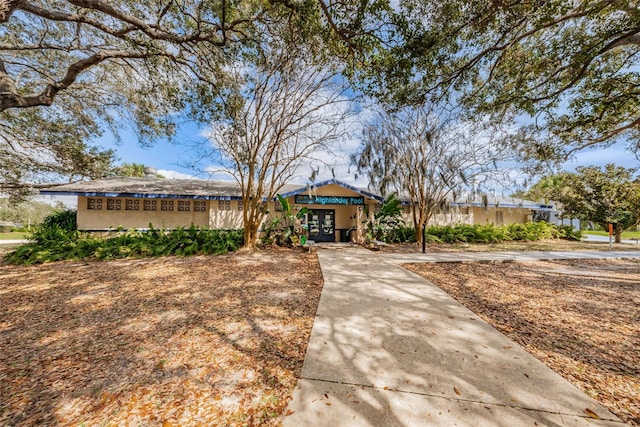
[307,209,335,242]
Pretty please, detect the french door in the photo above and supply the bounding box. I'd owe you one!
[307,209,335,242]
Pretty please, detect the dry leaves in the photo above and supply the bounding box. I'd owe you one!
[405,258,640,426]
[0,249,323,426]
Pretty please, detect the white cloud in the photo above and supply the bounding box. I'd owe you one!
[156,169,198,180]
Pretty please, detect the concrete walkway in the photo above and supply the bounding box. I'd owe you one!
[0,239,28,246]
[382,250,640,264]
[283,246,624,426]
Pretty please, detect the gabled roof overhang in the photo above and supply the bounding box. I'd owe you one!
[278,179,384,203]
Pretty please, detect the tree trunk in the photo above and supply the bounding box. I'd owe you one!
[243,220,260,249]
[414,211,428,244]
[615,227,623,244]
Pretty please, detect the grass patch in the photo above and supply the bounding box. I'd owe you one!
[583,230,640,239]
[0,232,29,240]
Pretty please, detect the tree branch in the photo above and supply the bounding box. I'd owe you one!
[0,51,156,111]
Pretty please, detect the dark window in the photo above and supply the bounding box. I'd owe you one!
[178,200,191,211]
[161,200,174,211]
[144,200,157,211]
[106,199,121,210]
[126,199,140,211]
[87,198,102,210]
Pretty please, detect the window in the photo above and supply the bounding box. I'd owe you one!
[126,199,140,211]
[178,200,191,211]
[238,200,244,211]
[161,200,174,211]
[373,204,381,214]
[459,207,469,215]
[194,201,207,212]
[218,200,231,210]
[275,199,283,211]
[87,197,102,210]
[402,204,411,214]
[106,199,121,211]
[144,200,157,211]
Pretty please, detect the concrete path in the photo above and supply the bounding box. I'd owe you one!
[284,246,623,426]
[382,250,640,264]
[0,239,28,246]
[582,234,640,244]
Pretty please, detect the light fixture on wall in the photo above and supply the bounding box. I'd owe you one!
[358,205,364,211]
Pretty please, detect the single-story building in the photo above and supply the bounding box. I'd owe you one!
[41,177,559,242]
[41,177,383,243]
[426,194,556,227]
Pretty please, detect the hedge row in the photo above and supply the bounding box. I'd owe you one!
[424,222,581,244]
[5,225,243,265]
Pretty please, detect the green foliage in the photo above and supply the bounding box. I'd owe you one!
[425,222,580,244]
[0,198,60,226]
[112,163,146,177]
[261,195,308,247]
[112,163,164,178]
[5,224,243,265]
[540,165,640,243]
[395,227,416,243]
[356,0,640,169]
[40,210,77,232]
[556,225,582,242]
[366,193,410,243]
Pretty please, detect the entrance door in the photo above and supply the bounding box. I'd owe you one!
[307,209,335,242]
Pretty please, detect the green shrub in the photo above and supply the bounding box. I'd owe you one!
[40,209,77,231]
[556,225,582,241]
[396,227,416,243]
[5,225,243,265]
[424,222,579,244]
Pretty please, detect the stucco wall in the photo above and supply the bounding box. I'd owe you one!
[400,206,473,227]
[77,196,209,230]
[430,213,474,226]
[209,199,244,229]
[471,207,531,226]
[399,205,532,227]
[76,183,381,241]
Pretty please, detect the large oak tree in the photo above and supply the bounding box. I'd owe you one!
[0,0,395,197]
[358,0,640,170]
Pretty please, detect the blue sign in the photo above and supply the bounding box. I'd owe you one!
[295,195,364,205]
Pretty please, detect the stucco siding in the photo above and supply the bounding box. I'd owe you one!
[472,207,531,226]
[209,200,244,229]
[430,213,474,226]
[77,196,209,230]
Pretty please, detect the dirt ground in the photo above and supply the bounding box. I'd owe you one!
[0,249,323,426]
[404,259,640,426]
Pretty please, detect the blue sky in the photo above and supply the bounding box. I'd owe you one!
[99,119,639,186]
[40,121,638,210]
